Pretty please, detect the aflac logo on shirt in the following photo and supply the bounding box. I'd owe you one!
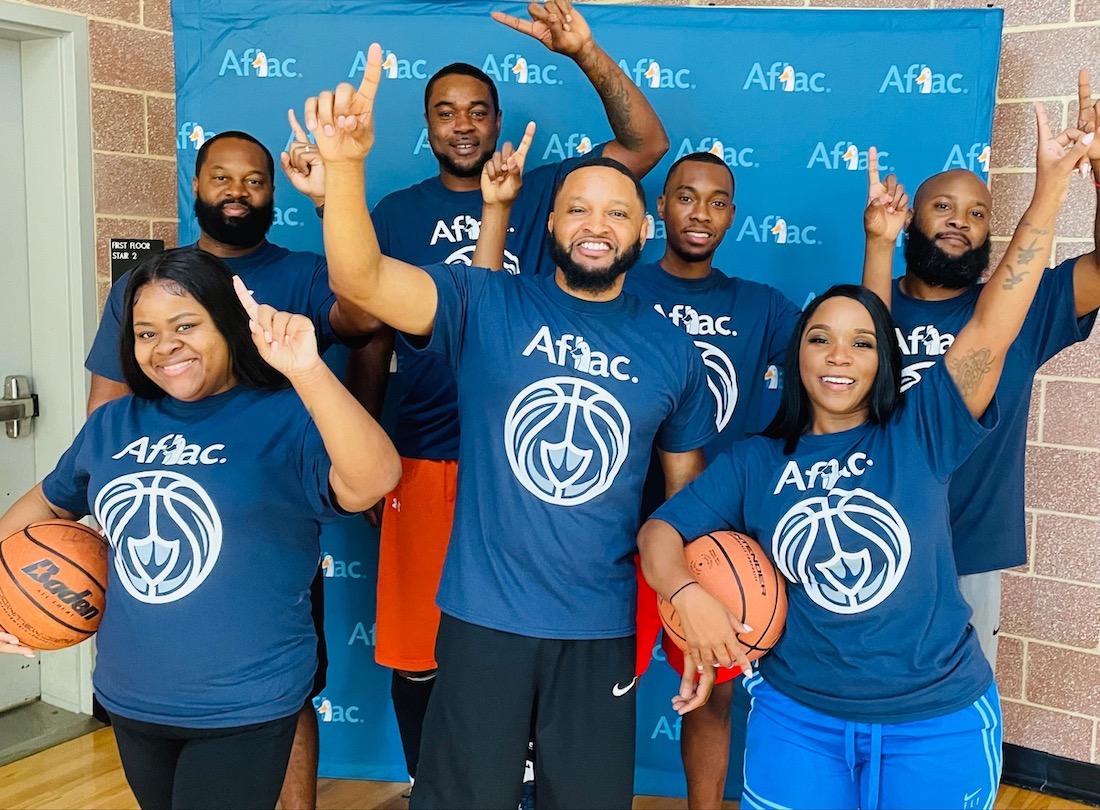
[737,215,818,245]
[177,122,214,151]
[653,304,738,432]
[619,58,694,89]
[219,48,299,78]
[943,143,991,173]
[896,324,954,391]
[879,64,966,95]
[542,132,594,161]
[482,53,559,85]
[314,695,361,723]
[348,49,427,80]
[320,553,365,579]
[743,62,829,93]
[807,142,888,172]
[676,137,757,168]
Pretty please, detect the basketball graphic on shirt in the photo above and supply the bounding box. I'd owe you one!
[503,376,630,506]
[694,340,737,432]
[94,471,222,604]
[771,487,910,614]
[443,243,522,275]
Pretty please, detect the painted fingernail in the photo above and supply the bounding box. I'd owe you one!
[1084,132,1095,144]
[743,624,754,632]
[324,124,335,137]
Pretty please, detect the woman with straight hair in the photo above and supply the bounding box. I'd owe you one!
[0,247,401,810]
[638,108,1092,809]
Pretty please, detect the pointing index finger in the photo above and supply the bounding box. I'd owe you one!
[233,275,260,320]
[867,145,881,193]
[1078,69,1094,125]
[515,121,536,163]
[356,43,384,107]
[287,108,309,143]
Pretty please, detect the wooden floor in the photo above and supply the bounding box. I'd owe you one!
[0,727,1092,809]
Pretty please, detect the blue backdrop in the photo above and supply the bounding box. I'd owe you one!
[172,0,1002,797]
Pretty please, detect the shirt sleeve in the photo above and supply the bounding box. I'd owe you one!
[296,415,353,521]
[414,262,490,371]
[371,196,393,257]
[84,276,129,382]
[651,448,747,542]
[1021,257,1098,366]
[656,341,719,453]
[768,291,801,366]
[306,257,343,351]
[898,360,998,482]
[41,417,98,517]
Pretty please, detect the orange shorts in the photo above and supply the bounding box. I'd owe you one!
[635,556,741,685]
[375,457,457,671]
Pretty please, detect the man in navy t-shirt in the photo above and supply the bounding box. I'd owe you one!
[289,3,671,786]
[625,151,800,808]
[311,46,713,807]
[863,77,1100,669]
[83,130,379,810]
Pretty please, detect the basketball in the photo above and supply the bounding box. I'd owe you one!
[659,530,787,663]
[0,520,107,650]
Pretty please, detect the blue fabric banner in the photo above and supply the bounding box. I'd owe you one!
[172,0,1002,796]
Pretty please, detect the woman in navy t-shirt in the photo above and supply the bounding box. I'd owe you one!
[0,248,400,810]
[638,112,1092,808]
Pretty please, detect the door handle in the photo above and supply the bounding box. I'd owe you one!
[2,376,38,439]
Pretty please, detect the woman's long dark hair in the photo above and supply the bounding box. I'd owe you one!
[120,247,289,399]
[763,284,903,454]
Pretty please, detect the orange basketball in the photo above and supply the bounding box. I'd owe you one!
[659,530,787,663]
[0,520,107,650]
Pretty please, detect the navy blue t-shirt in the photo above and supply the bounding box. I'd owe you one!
[624,261,800,457]
[86,242,339,383]
[655,361,997,723]
[419,263,716,639]
[41,386,346,727]
[373,152,598,461]
[891,257,1096,575]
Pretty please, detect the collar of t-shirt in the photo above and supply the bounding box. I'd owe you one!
[191,240,282,272]
[636,261,726,293]
[892,275,981,309]
[154,384,252,420]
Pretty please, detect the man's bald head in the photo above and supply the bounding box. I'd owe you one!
[905,168,993,289]
[912,169,993,212]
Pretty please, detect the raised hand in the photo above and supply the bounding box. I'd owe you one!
[491,0,593,58]
[481,121,537,207]
[234,276,322,380]
[864,146,909,244]
[1076,69,1100,176]
[1033,102,1094,206]
[303,42,383,165]
[281,108,326,206]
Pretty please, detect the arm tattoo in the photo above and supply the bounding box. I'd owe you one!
[947,347,994,396]
[1002,263,1029,290]
[590,61,644,150]
[1016,238,1042,264]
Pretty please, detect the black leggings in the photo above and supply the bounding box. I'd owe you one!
[108,711,298,810]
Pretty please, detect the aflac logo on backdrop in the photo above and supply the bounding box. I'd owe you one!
[744,62,829,93]
[348,49,427,80]
[219,48,299,78]
[807,142,888,172]
[177,122,214,150]
[644,213,665,241]
[314,695,361,724]
[737,215,818,245]
[619,58,694,89]
[676,137,757,168]
[542,133,594,161]
[482,53,559,85]
[943,143,991,173]
[880,64,966,94]
[320,553,365,579]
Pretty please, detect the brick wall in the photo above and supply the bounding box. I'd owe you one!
[12,0,1100,766]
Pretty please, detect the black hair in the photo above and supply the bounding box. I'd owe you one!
[762,284,903,454]
[662,151,735,194]
[120,247,289,399]
[424,62,500,116]
[552,156,647,210]
[194,130,275,181]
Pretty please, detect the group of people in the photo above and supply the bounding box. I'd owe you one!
[0,3,1098,809]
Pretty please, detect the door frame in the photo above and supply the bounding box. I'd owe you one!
[0,0,97,715]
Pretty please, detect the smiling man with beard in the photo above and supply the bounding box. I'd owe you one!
[863,78,1100,671]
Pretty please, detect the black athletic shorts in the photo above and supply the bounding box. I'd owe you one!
[310,569,327,698]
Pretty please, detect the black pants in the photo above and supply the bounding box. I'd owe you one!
[411,614,636,810]
[109,711,298,810]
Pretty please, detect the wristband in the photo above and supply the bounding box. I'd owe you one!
[668,580,699,603]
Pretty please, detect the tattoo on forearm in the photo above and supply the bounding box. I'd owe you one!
[591,61,644,150]
[948,347,994,396]
[1016,239,1042,264]
[1002,263,1029,290]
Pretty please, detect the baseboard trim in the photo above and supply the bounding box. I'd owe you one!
[1002,743,1100,806]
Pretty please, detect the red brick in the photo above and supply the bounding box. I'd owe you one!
[29,0,139,23]
[1040,328,1100,378]
[1025,446,1100,517]
[1076,0,1100,22]
[998,28,1099,100]
[93,153,176,218]
[145,96,177,158]
[1033,513,1100,585]
[142,0,172,31]
[92,88,144,154]
[935,0,1071,26]
[1024,643,1100,715]
[1053,240,1093,268]
[991,101,1063,171]
[997,636,1025,700]
[1001,573,1100,648]
[1002,700,1094,761]
[1042,381,1100,448]
[150,220,180,248]
[1027,383,1041,442]
[90,21,173,94]
[990,172,1095,241]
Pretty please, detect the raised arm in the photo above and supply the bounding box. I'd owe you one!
[471,122,536,270]
[946,105,1093,417]
[1071,69,1100,317]
[861,146,910,310]
[491,1,669,177]
[307,43,438,337]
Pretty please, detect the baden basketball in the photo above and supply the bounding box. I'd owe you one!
[0,520,107,650]
[659,530,787,663]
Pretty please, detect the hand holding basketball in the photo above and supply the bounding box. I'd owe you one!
[0,631,35,659]
[481,121,537,207]
[234,276,321,380]
[304,42,383,164]
[864,146,909,244]
[672,583,753,675]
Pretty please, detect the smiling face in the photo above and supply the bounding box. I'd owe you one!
[658,158,735,263]
[191,137,275,249]
[425,73,501,179]
[132,281,236,401]
[798,295,880,430]
[911,170,992,257]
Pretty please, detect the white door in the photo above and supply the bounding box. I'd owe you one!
[0,34,41,711]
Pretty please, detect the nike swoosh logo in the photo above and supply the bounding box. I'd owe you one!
[612,677,638,697]
[963,789,982,802]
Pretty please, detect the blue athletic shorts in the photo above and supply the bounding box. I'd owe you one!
[741,674,1002,810]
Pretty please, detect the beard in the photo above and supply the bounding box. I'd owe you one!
[903,222,991,289]
[431,141,495,179]
[548,234,643,294]
[193,195,274,248]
